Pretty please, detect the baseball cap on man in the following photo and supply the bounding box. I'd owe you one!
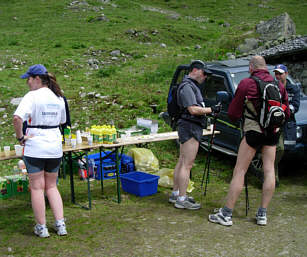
[273,64,288,74]
[20,64,48,79]
[190,60,212,75]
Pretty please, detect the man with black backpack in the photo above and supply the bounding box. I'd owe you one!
[168,60,221,210]
[208,56,290,226]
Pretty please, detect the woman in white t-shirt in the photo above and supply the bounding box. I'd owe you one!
[13,64,67,238]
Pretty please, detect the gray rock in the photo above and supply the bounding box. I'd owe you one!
[126,29,136,35]
[167,14,180,20]
[195,44,201,50]
[10,97,23,106]
[160,43,166,48]
[79,92,86,98]
[110,50,121,56]
[88,58,99,65]
[256,12,296,41]
[96,14,109,21]
[0,108,5,112]
[237,38,259,53]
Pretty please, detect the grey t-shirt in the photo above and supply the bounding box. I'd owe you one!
[177,76,206,126]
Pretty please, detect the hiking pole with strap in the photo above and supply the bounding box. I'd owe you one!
[200,103,220,202]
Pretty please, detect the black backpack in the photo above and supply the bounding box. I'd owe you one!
[167,82,188,126]
[247,76,286,131]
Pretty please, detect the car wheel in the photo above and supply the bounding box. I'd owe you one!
[249,153,264,182]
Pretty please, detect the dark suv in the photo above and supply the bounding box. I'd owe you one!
[162,58,307,176]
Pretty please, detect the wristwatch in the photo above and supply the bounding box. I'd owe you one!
[17,135,25,142]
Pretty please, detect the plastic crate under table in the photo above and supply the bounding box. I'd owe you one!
[120,171,160,197]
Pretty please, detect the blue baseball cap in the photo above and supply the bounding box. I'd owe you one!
[20,64,48,79]
[273,64,288,74]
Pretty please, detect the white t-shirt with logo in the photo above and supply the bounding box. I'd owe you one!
[14,87,66,158]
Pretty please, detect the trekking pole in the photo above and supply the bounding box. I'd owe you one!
[200,104,220,202]
[245,176,249,216]
[239,119,249,216]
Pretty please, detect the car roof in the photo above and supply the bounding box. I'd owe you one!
[204,58,275,73]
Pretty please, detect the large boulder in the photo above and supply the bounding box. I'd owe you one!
[237,38,259,54]
[256,12,296,41]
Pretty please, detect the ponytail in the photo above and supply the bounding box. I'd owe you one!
[39,73,63,97]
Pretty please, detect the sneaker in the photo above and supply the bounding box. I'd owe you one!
[168,195,195,204]
[34,224,50,238]
[256,212,267,226]
[54,220,67,236]
[208,208,233,226]
[174,196,201,210]
[168,194,178,204]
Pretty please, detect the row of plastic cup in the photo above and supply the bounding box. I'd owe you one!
[0,145,23,157]
[70,135,93,148]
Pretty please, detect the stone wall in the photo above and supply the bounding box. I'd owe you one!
[264,45,307,94]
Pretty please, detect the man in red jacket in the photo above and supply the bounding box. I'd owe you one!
[208,56,290,226]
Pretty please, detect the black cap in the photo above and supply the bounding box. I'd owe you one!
[190,60,212,75]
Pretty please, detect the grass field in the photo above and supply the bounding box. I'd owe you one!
[0,1,307,256]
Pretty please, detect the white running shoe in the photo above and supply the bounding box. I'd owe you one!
[55,220,68,236]
[256,213,267,226]
[208,208,233,226]
[34,224,50,238]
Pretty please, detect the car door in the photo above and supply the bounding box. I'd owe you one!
[201,73,241,155]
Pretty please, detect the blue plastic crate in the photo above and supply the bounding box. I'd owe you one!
[120,171,160,197]
[121,154,135,173]
[88,151,121,180]
[94,159,121,180]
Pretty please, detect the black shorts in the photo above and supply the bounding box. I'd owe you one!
[245,130,280,149]
[177,119,203,144]
[23,156,62,174]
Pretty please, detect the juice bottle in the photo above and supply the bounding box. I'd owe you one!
[112,125,117,143]
[103,125,108,144]
[97,127,102,143]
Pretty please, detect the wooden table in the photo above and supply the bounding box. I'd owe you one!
[1,129,218,210]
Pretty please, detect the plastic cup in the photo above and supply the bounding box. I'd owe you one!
[4,146,10,157]
[87,135,93,146]
[71,138,77,148]
[14,145,23,157]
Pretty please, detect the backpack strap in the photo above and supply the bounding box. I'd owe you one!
[244,76,261,121]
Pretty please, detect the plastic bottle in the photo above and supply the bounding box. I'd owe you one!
[103,126,108,144]
[108,125,113,144]
[112,125,117,143]
[98,127,103,143]
[91,126,98,143]
[76,130,82,145]
[64,127,71,146]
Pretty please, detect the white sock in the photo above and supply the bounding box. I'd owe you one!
[37,223,46,228]
[178,195,186,202]
[172,190,179,196]
[56,218,65,226]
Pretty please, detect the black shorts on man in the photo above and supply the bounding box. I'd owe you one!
[177,119,203,144]
[245,130,280,149]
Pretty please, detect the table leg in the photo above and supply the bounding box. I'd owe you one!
[68,152,75,204]
[115,147,121,203]
[86,151,91,210]
[99,147,104,195]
